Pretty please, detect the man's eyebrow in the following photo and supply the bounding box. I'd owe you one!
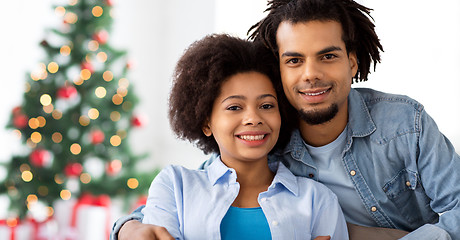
[317,46,342,55]
[280,46,343,58]
[280,51,304,58]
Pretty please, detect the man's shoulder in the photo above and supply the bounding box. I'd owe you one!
[351,88,425,143]
[353,87,424,112]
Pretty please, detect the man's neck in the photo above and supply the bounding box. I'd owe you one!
[299,106,348,147]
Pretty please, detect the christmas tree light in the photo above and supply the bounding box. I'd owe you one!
[1,0,157,221]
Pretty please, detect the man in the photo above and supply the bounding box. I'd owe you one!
[111,0,460,239]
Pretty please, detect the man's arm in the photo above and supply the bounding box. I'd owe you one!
[112,205,174,240]
[110,205,145,240]
[117,219,174,240]
[346,223,408,240]
[403,110,460,239]
[111,158,215,240]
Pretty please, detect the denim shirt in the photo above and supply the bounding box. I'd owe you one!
[268,88,459,239]
[111,88,459,240]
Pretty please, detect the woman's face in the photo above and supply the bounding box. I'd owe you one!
[203,71,281,165]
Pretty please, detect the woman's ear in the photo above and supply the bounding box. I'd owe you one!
[202,123,212,137]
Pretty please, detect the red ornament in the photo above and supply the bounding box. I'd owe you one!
[57,85,78,99]
[131,115,146,127]
[90,130,105,145]
[126,60,134,69]
[13,114,29,129]
[106,160,122,176]
[81,61,94,73]
[40,40,49,47]
[105,0,113,6]
[29,149,51,167]
[64,162,83,177]
[12,106,22,116]
[93,30,109,44]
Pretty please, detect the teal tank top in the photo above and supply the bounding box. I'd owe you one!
[220,206,272,240]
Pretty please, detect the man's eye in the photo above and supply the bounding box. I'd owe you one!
[287,58,300,64]
[322,54,337,60]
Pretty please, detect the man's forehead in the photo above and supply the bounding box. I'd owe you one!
[276,20,346,52]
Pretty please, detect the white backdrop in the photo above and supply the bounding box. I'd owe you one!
[1,0,459,173]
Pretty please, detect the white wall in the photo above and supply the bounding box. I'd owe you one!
[1,0,459,173]
[355,0,460,149]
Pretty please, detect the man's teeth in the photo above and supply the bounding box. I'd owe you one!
[304,89,328,96]
[238,135,265,141]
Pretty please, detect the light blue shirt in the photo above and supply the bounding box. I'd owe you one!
[305,126,375,227]
[141,157,348,240]
[270,88,459,240]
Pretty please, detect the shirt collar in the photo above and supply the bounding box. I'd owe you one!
[269,162,299,196]
[347,88,376,137]
[206,155,299,196]
[207,155,236,186]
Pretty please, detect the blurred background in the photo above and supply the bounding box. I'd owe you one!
[0,0,459,204]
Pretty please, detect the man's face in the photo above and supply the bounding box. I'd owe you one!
[276,20,358,125]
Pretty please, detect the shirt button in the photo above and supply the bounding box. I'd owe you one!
[350,170,356,176]
[272,220,279,226]
[406,181,411,187]
[371,206,377,212]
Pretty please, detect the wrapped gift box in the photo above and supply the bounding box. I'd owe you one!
[54,193,111,240]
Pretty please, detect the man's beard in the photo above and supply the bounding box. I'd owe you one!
[298,104,339,125]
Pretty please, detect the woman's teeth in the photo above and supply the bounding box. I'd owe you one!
[238,135,265,141]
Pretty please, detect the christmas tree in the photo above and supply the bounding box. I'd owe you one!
[1,0,155,219]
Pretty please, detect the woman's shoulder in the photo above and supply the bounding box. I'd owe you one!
[158,164,207,178]
[295,175,339,202]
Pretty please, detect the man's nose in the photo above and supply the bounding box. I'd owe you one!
[302,59,323,83]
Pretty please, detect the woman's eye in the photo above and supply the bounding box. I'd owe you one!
[261,104,274,109]
[227,106,241,111]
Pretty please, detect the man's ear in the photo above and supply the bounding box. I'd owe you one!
[349,51,358,76]
[202,123,212,137]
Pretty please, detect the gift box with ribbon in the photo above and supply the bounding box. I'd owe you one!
[54,193,111,240]
[0,218,34,240]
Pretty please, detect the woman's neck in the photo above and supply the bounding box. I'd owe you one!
[221,157,275,208]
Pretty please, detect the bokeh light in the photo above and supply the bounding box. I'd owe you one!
[60,189,71,200]
[40,94,52,106]
[110,135,121,146]
[70,143,81,155]
[95,86,107,98]
[127,178,139,189]
[92,6,103,17]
